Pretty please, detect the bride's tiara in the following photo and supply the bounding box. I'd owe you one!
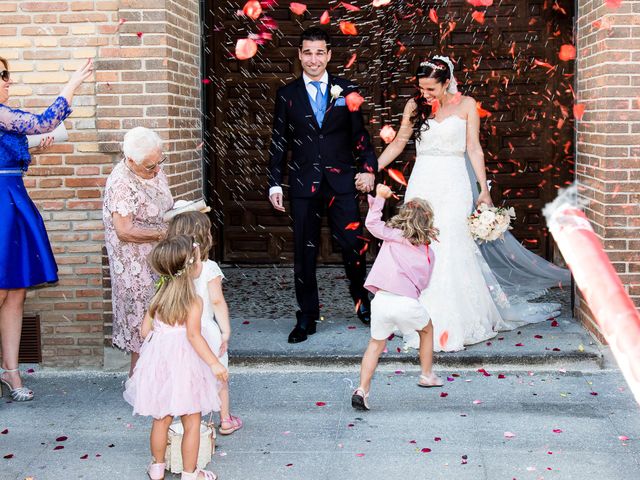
[419,61,446,70]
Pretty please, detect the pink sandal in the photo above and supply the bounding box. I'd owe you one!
[219,415,243,435]
[417,372,444,388]
[181,468,217,480]
[147,462,165,479]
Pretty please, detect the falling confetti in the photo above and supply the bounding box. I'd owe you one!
[235,38,258,60]
[504,431,516,439]
[243,1,262,19]
[471,11,485,24]
[573,103,586,120]
[346,92,365,111]
[558,44,576,61]
[380,125,397,144]
[289,2,307,15]
[439,330,449,349]
[320,10,330,25]
[387,168,407,186]
[339,21,358,36]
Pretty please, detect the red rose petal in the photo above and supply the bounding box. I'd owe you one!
[421,447,431,453]
[56,436,68,442]
[0,429,7,434]
[440,392,448,397]
[81,454,89,459]
[3,454,13,459]
[289,2,307,15]
[315,401,326,406]
[553,429,563,433]
[339,21,358,36]
[498,374,506,379]
[434,437,442,441]
[345,91,365,111]
[54,445,64,450]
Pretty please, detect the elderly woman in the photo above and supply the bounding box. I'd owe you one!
[0,57,93,401]
[103,127,173,376]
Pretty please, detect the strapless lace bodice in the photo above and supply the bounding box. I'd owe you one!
[415,116,467,158]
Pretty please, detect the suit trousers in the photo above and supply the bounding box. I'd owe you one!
[290,182,368,327]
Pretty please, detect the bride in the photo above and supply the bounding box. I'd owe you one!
[363,56,571,352]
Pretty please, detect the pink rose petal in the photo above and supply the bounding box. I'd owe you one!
[619,435,629,441]
[504,431,516,438]
[355,453,365,457]
[553,429,563,433]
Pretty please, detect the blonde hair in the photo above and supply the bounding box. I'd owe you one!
[386,198,439,246]
[167,211,213,261]
[148,235,198,326]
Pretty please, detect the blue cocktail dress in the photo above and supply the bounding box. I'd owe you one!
[0,97,72,289]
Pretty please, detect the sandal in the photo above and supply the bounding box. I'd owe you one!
[181,468,217,480]
[219,415,243,435]
[0,368,33,402]
[417,372,444,388]
[147,461,165,480]
[351,388,370,411]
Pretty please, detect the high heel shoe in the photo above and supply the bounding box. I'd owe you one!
[147,461,166,479]
[0,368,33,402]
[181,468,218,480]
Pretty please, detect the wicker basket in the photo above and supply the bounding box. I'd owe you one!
[165,415,216,474]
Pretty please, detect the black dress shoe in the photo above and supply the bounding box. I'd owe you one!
[356,300,371,325]
[288,326,308,343]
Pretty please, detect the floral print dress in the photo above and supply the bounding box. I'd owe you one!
[103,161,173,353]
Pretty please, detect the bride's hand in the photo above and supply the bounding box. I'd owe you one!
[477,190,493,207]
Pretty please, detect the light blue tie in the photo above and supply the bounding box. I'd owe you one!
[310,81,326,127]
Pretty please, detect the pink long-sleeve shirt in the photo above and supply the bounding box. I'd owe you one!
[363,195,435,299]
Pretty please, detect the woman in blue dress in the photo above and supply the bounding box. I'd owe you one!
[0,57,93,401]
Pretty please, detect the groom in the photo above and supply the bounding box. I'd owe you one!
[268,27,377,343]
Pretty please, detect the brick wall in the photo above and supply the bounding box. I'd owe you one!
[0,0,203,367]
[575,0,640,338]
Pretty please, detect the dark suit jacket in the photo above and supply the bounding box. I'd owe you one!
[268,75,377,198]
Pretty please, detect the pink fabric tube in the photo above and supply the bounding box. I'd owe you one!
[545,198,640,406]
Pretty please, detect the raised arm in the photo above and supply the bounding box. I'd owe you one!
[365,185,406,242]
[0,59,93,135]
[0,98,71,135]
[464,96,493,207]
[377,99,416,172]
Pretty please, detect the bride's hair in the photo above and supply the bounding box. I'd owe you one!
[411,57,451,136]
[386,198,439,246]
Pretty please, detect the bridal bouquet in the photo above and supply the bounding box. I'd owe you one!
[468,204,516,243]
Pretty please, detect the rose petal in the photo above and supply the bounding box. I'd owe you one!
[440,392,448,398]
[0,429,7,434]
[80,454,89,459]
[54,445,64,450]
[553,429,563,433]
[504,431,516,438]
[315,401,326,406]
[289,2,307,15]
[339,21,358,36]
[421,447,431,453]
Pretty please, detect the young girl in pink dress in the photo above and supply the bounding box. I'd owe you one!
[168,211,242,435]
[352,184,442,411]
[123,235,228,480]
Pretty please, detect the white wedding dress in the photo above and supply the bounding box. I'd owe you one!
[403,115,565,352]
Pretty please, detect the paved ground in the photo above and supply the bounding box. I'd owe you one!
[1,365,639,480]
[5,266,632,479]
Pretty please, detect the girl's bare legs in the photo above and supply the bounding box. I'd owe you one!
[180,412,202,473]
[129,352,140,378]
[358,338,387,393]
[0,288,27,389]
[418,321,435,375]
[218,381,230,420]
[150,415,173,463]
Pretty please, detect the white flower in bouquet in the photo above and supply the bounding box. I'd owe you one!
[479,210,496,225]
[468,204,516,243]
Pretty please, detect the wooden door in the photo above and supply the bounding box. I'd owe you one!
[203,0,574,262]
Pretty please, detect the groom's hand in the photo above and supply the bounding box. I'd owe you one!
[355,172,375,193]
[269,192,286,212]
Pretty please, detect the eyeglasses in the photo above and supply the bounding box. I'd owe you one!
[0,70,10,82]
[142,155,168,172]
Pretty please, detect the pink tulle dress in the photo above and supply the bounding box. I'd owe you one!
[123,319,221,419]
